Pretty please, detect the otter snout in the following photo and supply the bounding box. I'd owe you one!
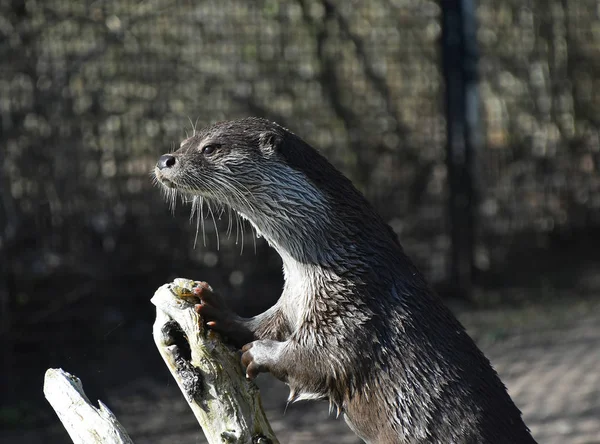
[157,154,176,170]
[155,154,179,188]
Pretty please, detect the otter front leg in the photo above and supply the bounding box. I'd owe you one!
[240,340,325,396]
[193,282,291,348]
[239,340,332,404]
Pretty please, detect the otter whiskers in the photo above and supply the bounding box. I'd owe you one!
[157,171,260,255]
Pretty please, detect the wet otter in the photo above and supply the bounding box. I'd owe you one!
[155,117,537,444]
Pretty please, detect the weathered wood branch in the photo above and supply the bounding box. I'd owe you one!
[43,368,134,444]
[151,278,278,444]
[44,279,275,443]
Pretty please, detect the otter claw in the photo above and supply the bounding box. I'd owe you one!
[241,343,261,380]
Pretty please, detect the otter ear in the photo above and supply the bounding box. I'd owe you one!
[258,131,282,155]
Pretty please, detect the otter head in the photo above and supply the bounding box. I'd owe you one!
[155,118,278,194]
[154,117,336,262]
[155,117,400,269]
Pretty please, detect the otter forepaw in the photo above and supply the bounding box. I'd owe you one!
[192,286,253,347]
[241,340,286,380]
[194,290,233,330]
[192,281,225,309]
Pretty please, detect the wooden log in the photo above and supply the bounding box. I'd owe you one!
[151,278,278,444]
[43,368,134,444]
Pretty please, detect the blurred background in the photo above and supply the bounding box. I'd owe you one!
[1,0,599,443]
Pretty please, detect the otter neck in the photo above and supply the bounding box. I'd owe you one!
[238,202,336,268]
[238,202,340,329]
[230,167,339,268]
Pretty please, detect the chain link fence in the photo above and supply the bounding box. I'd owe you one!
[2,1,600,441]
[1,0,599,344]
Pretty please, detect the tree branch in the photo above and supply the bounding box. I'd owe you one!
[151,278,278,444]
[43,368,134,444]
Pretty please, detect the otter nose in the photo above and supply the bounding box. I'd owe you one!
[157,154,176,170]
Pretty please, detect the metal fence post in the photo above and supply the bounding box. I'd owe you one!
[441,0,481,299]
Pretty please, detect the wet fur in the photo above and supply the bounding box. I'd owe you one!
[155,117,537,444]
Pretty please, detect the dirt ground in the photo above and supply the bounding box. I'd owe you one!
[2,294,599,444]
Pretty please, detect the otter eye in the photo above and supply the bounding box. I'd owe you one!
[201,144,220,156]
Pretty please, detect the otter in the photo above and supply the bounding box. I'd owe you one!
[154,117,537,444]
